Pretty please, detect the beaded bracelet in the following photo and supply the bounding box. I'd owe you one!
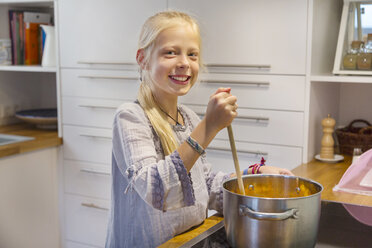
[246,157,266,174]
[186,136,205,155]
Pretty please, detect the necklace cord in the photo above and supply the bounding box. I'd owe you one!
[153,96,181,126]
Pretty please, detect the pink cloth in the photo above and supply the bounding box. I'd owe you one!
[333,148,372,196]
[333,148,372,226]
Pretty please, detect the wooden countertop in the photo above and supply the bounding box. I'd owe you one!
[159,155,372,247]
[158,215,224,248]
[292,155,372,207]
[0,123,62,158]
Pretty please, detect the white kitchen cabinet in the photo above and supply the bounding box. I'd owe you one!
[64,194,110,247]
[187,105,304,147]
[0,148,60,248]
[168,0,308,75]
[58,0,166,69]
[182,74,306,111]
[207,139,303,173]
[62,97,123,128]
[64,160,111,200]
[60,68,140,99]
[63,125,112,164]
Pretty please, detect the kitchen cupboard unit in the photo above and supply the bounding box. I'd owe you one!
[58,1,166,247]
[307,0,372,160]
[0,148,60,248]
[0,0,60,131]
[171,0,308,172]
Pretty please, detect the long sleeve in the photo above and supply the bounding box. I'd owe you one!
[112,103,195,211]
[201,155,230,213]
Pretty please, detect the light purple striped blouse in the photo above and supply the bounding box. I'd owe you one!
[105,102,229,248]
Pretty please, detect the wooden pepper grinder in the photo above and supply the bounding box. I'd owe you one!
[320,114,336,159]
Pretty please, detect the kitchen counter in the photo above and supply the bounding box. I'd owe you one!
[159,156,372,247]
[0,123,62,158]
[292,155,372,207]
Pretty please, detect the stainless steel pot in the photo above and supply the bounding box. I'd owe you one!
[223,175,323,248]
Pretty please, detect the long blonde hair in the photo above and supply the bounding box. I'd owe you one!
[137,11,202,156]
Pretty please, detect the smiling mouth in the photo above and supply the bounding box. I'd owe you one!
[169,75,191,84]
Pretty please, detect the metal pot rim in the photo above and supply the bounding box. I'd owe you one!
[222,174,324,200]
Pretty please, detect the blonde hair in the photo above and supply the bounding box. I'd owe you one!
[137,11,202,156]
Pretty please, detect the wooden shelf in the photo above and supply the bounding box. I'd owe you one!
[311,73,372,84]
[0,65,56,72]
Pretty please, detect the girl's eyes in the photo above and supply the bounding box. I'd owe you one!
[164,51,176,56]
[188,53,198,58]
[163,50,199,59]
[166,51,176,55]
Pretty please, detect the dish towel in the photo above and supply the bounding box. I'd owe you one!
[333,148,372,196]
[333,148,372,226]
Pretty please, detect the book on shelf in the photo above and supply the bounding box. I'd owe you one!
[8,10,52,66]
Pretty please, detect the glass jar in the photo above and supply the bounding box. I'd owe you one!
[357,34,372,70]
[343,41,363,70]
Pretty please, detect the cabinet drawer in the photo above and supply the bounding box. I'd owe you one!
[61,69,139,99]
[206,139,302,173]
[62,96,123,128]
[64,160,111,200]
[66,241,97,248]
[63,125,112,164]
[59,0,166,68]
[181,74,305,111]
[64,194,110,247]
[188,106,304,147]
[169,0,307,75]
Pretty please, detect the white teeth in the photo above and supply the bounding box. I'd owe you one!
[171,76,189,81]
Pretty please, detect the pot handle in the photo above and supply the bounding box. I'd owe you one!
[239,205,298,220]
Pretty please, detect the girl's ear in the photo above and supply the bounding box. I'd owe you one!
[136,49,146,69]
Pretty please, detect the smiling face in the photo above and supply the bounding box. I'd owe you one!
[148,24,200,102]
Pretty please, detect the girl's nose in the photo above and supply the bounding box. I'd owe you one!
[177,54,190,69]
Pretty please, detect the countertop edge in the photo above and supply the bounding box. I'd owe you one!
[0,123,62,159]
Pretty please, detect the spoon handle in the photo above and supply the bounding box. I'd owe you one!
[227,125,246,195]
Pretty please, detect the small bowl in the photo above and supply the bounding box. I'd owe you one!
[15,108,57,130]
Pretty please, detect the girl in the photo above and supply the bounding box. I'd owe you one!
[105,10,293,248]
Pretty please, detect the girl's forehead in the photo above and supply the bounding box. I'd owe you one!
[155,25,200,48]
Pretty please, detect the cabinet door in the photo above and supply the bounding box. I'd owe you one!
[181,74,305,111]
[62,96,123,128]
[64,160,111,200]
[58,0,166,68]
[64,194,110,247]
[186,105,304,147]
[169,0,308,75]
[63,125,112,164]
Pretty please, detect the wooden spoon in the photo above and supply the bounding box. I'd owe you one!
[227,125,246,195]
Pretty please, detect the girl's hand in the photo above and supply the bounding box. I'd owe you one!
[204,87,238,133]
[259,165,294,176]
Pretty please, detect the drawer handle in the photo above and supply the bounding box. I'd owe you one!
[200,79,270,86]
[78,104,117,110]
[208,146,268,156]
[77,61,136,66]
[80,168,111,176]
[195,112,269,122]
[78,75,138,80]
[79,134,112,140]
[81,202,109,211]
[205,64,271,69]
